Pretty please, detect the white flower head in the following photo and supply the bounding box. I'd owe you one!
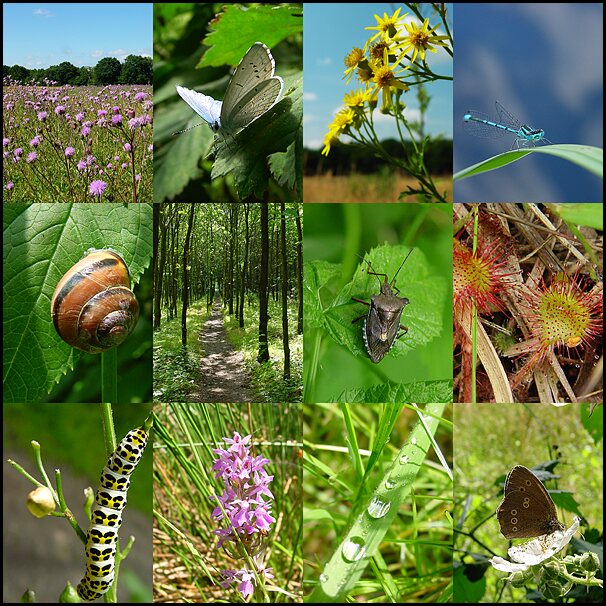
[490,517,580,573]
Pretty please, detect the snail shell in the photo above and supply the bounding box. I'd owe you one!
[51,249,139,354]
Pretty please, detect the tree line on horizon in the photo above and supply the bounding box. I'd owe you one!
[3,55,152,87]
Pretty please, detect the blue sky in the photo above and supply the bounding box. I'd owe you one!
[3,3,152,69]
[303,3,453,150]
[454,3,603,203]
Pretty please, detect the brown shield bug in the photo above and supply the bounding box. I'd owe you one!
[351,250,413,363]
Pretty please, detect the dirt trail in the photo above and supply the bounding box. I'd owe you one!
[188,300,254,403]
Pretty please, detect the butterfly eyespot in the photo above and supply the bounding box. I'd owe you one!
[77,422,149,601]
[523,501,530,508]
[510,517,518,525]
[510,508,518,515]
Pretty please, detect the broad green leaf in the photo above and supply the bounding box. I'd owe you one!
[547,203,603,231]
[3,204,153,403]
[303,259,342,330]
[200,4,303,68]
[339,380,453,405]
[454,144,603,181]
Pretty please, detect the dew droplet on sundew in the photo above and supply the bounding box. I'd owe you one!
[399,454,409,465]
[342,536,367,562]
[319,573,328,584]
[367,495,391,519]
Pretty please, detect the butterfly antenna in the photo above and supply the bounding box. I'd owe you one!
[172,122,205,136]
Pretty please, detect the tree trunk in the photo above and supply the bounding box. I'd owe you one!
[181,203,195,347]
[280,201,291,380]
[258,200,270,362]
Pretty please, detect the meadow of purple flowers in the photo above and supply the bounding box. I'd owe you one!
[3,79,153,202]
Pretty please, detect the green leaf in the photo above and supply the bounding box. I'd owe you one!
[200,5,303,66]
[3,203,153,403]
[547,203,604,231]
[454,144,603,181]
[303,259,342,330]
[323,244,446,362]
[338,381,453,404]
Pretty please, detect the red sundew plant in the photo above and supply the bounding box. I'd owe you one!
[2,80,153,202]
[452,237,515,320]
[509,272,603,384]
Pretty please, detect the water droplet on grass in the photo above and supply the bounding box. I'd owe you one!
[367,495,391,519]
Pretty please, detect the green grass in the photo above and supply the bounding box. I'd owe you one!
[303,403,453,602]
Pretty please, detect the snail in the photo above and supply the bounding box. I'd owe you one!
[50,249,139,354]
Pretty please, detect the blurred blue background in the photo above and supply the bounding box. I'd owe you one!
[454,3,603,203]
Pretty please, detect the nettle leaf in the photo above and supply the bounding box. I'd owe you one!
[304,259,343,330]
[338,380,453,404]
[3,203,153,403]
[200,5,303,68]
[323,244,446,361]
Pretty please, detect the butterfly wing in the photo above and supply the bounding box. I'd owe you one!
[176,85,222,131]
[497,465,564,539]
[220,42,284,135]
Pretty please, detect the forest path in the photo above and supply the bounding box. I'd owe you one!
[188,299,254,403]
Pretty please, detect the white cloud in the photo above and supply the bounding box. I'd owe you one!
[33,8,53,18]
[317,57,332,66]
[303,91,318,102]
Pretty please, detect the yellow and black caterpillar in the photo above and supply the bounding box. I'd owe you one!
[77,420,150,601]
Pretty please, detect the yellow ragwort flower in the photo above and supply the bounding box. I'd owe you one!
[395,18,450,66]
[369,64,409,111]
[365,7,409,45]
[343,88,372,110]
[322,108,357,155]
[343,47,367,83]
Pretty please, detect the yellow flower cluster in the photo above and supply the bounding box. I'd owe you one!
[322,6,450,156]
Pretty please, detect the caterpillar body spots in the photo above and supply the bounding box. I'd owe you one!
[77,422,150,601]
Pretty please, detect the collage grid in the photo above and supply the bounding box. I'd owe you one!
[2,3,603,604]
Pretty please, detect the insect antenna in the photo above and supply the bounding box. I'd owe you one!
[391,249,414,287]
[172,122,206,136]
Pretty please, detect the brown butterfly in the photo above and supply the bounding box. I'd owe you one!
[497,465,565,539]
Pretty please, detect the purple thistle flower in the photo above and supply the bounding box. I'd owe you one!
[123,143,132,153]
[97,109,107,117]
[54,105,66,115]
[65,146,75,157]
[6,181,14,191]
[111,114,123,125]
[89,180,108,197]
[30,136,41,147]
[75,112,85,122]
[3,137,10,147]
[81,126,91,137]
[14,148,23,157]
[26,152,37,163]
[134,92,146,102]
[77,160,87,171]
